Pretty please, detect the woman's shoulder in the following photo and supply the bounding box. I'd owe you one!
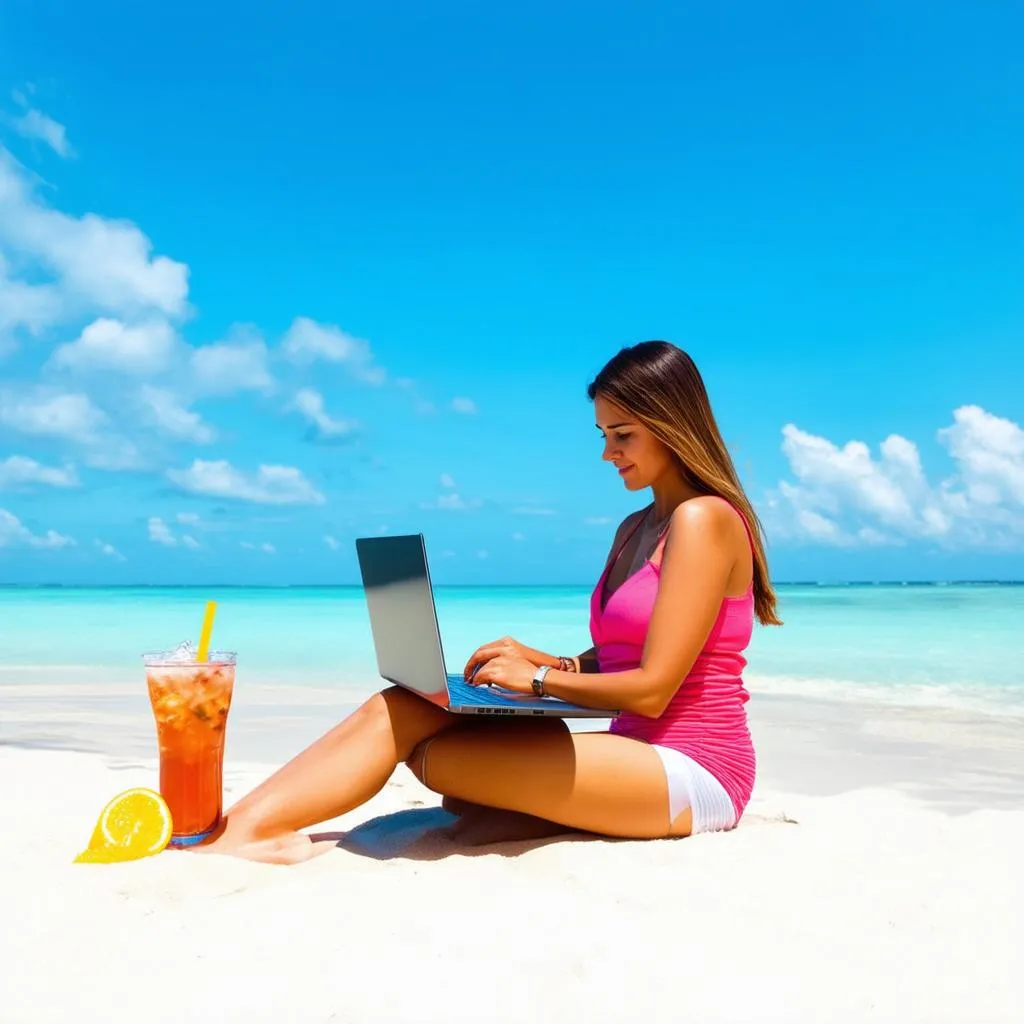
[670,494,739,528]
[652,496,749,571]
[662,496,749,555]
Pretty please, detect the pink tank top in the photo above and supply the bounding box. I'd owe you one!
[590,499,757,820]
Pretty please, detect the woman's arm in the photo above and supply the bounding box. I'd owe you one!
[539,498,738,717]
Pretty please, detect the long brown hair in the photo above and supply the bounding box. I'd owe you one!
[588,340,781,626]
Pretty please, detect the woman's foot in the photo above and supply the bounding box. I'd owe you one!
[192,816,334,865]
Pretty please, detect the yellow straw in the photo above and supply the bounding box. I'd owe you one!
[197,600,217,662]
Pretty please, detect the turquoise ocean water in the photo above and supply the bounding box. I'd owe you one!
[1,583,1022,716]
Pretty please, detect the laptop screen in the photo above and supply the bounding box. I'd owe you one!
[354,534,450,708]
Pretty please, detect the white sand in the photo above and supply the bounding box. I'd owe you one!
[1,742,1022,1024]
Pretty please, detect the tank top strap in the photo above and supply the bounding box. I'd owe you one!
[725,497,756,549]
[610,506,651,566]
[648,514,674,568]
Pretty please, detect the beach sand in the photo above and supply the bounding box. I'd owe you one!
[2,697,1023,1024]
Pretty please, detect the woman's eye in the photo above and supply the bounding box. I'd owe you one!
[614,433,631,443]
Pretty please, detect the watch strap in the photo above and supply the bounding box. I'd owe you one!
[532,664,551,697]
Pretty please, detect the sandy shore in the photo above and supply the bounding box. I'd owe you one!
[2,697,1023,1024]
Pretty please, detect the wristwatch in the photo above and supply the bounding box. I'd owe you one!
[532,664,551,697]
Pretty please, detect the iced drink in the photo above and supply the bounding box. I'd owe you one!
[144,645,236,847]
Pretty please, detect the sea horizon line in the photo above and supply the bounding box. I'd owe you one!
[0,580,1021,591]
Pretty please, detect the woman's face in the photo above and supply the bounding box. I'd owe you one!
[594,394,676,491]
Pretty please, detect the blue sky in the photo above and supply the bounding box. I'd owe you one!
[0,0,1021,585]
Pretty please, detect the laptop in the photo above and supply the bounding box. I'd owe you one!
[355,533,618,718]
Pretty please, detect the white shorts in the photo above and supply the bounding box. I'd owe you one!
[650,744,737,834]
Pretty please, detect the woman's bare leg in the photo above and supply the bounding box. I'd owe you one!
[409,721,690,839]
[200,686,454,863]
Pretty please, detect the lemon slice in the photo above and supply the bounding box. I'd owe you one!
[74,788,174,864]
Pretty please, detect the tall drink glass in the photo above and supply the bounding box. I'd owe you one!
[144,650,236,847]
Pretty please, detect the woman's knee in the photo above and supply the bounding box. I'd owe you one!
[373,686,452,760]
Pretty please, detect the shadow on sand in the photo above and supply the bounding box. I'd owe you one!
[309,806,611,861]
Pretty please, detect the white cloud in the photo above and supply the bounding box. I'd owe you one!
[190,332,272,394]
[0,455,78,489]
[140,385,215,444]
[148,515,198,548]
[95,539,126,561]
[167,459,325,505]
[0,388,147,473]
[50,318,178,374]
[769,406,1024,549]
[583,516,612,526]
[175,512,200,525]
[938,405,1024,506]
[33,528,74,548]
[324,535,340,550]
[239,540,275,554]
[440,473,455,489]
[511,532,525,542]
[451,397,477,415]
[147,516,176,546]
[0,387,146,471]
[0,148,189,319]
[290,388,356,439]
[513,506,556,516]
[281,317,385,384]
[10,100,73,158]
[0,254,63,338]
[420,492,481,511]
[0,507,74,548]
[394,377,435,415]
[82,436,143,471]
[0,387,105,441]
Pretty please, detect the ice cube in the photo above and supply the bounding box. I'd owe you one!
[164,640,198,663]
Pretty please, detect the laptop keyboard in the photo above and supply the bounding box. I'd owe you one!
[447,675,555,708]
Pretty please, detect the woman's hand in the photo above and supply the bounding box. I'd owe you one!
[463,636,542,680]
[469,655,536,694]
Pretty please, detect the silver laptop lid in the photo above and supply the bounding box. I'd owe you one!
[355,534,450,709]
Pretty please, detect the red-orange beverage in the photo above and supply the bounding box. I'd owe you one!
[144,649,236,846]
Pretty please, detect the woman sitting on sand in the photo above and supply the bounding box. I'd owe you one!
[204,340,781,863]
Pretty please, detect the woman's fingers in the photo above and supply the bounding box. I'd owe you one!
[463,644,502,679]
[464,637,526,679]
[472,658,503,686]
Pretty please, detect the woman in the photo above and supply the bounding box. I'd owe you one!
[203,340,781,863]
